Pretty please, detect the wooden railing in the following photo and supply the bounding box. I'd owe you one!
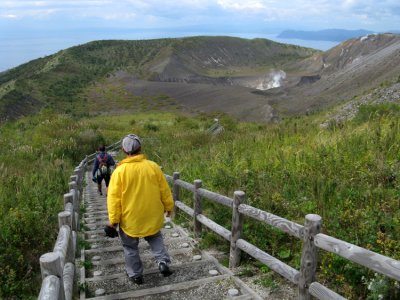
[37,140,400,299]
[166,172,400,300]
[37,141,121,300]
[38,159,86,300]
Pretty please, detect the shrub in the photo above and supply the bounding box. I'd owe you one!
[354,103,400,123]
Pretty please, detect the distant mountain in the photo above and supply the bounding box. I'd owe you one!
[0,36,317,122]
[278,29,374,42]
[1,34,399,123]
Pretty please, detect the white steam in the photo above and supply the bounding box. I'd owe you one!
[255,70,286,90]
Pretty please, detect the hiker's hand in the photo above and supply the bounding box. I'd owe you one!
[104,224,118,238]
[165,211,171,217]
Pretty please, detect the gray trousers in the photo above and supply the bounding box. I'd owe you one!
[119,229,171,278]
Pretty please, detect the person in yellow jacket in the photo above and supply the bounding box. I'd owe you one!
[107,134,174,284]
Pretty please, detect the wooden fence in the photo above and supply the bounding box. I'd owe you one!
[37,140,400,299]
[37,141,121,300]
[38,158,86,300]
[166,172,400,300]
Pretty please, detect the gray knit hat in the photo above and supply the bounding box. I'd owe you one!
[122,134,141,154]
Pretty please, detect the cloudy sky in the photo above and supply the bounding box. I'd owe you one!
[1,0,399,70]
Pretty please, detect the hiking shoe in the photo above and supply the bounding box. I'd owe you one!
[158,261,173,277]
[129,276,144,285]
[99,191,103,196]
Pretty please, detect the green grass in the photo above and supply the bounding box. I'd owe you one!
[0,106,399,299]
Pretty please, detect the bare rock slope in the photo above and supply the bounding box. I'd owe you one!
[268,33,400,116]
[116,33,400,121]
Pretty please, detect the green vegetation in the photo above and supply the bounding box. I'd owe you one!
[1,104,399,299]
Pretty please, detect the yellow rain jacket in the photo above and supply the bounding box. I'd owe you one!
[107,154,174,238]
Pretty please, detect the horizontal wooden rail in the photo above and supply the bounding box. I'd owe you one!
[314,233,400,281]
[237,238,300,284]
[175,201,194,217]
[309,282,346,300]
[196,214,231,241]
[53,225,72,267]
[238,203,304,239]
[106,139,122,151]
[175,179,195,192]
[168,171,400,300]
[197,188,233,208]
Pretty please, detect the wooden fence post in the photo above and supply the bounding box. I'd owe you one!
[298,214,322,300]
[193,179,202,237]
[229,191,245,268]
[172,172,180,217]
[63,262,74,300]
[38,275,60,300]
[58,211,72,229]
[70,175,78,186]
[64,202,76,231]
[69,187,80,230]
[63,192,73,208]
[74,167,83,186]
[40,252,66,300]
[58,211,76,263]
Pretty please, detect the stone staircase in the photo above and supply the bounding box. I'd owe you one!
[78,171,263,300]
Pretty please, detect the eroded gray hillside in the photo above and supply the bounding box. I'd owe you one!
[266,33,400,116]
[1,34,399,122]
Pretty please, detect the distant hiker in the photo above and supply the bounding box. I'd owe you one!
[92,145,116,196]
[107,134,174,284]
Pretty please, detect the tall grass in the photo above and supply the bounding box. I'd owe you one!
[1,107,399,299]
[139,112,400,299]
[0,112,109,298]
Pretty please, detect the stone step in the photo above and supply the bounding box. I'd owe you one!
[88,248,197,278]
[85,260,226,296]
[85,274,255,300]
[84,236,195,261]
[83,224,194,246]
[84,211,108,218]
[85,205,107,212]
[84,216,109,223]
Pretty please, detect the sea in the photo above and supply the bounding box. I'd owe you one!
[0,31,339,72]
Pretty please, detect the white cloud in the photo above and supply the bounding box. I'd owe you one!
[217,0,267,11]
[102,12,136,20]
[0,0,399,31]
[1,13,18,19]
[342,0,357,8]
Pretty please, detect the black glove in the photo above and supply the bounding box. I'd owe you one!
[104,225,118,238]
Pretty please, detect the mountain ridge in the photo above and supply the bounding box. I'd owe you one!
[278,28,375,42]
[0,36,317,122]
[1,34,400,123]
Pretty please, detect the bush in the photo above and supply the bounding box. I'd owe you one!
[354,103,400,123]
